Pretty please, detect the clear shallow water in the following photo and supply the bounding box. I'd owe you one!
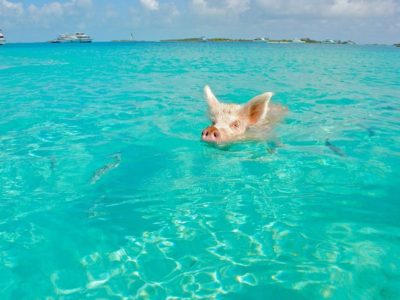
[1,42,400,299]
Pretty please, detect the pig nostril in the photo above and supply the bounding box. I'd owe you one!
[205,131,209,137]
[213,132,217,138]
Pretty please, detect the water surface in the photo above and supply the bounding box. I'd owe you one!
[1,42,399,299]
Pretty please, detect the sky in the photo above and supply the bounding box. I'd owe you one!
[1,0,399,44]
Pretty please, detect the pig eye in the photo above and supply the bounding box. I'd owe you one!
[230,120,240,129]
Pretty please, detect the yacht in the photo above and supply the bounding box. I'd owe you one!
[50,32,92,43]
[74,32,92,43]
[0,29,5,45]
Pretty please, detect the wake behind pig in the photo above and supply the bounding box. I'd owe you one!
[201,86,287,144]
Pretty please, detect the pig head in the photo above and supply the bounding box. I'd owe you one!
[201,85,284,144]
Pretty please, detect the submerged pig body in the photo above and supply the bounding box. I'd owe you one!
[201,85,287,144]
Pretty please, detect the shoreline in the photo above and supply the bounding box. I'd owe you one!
[1,39,399,47]
[1,41,397,47]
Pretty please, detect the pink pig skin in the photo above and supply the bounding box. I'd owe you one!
[201,85,287,144]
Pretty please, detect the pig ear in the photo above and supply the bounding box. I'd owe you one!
[204,85,220,112]
[241,92,273,125]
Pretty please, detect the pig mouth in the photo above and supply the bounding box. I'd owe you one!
[201,134,226,144]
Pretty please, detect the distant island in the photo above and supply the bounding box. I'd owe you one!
[111,33,137,43]
[394,43,400,47]
[161,37,253,42]
[111,40,139,43]
[160,37,356,44]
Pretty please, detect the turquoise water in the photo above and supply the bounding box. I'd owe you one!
[1,42,400,299]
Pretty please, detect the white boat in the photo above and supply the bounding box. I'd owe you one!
[74,32,92,43]
[0,29,5,46]
[50,32,92,43]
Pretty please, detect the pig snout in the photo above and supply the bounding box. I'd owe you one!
[201,126,221,143]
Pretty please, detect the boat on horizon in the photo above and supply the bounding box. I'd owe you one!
[0,29,5,46]
[50,32,92,43]
[111,33,138,43]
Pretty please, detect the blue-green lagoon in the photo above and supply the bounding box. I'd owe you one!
[0,42,399,299]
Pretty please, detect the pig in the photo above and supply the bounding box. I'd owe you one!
[201,85,287,144]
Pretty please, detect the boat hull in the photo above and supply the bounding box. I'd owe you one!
[50,40,92,43]
[49,33,93,43]
[66,38,92,43]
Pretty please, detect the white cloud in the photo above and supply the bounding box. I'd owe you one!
[256,0,329,17]
[226,0,250,13]
[28,2,63,20]
[1,0,399,43]
[256,0,399,18]
[1,0,93,24]
[26,0,92,27]
[193,0,250,16]
[140,0,159,11]
[0,0,23,17]
[328,0,398,17]
[164,3,180,18]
